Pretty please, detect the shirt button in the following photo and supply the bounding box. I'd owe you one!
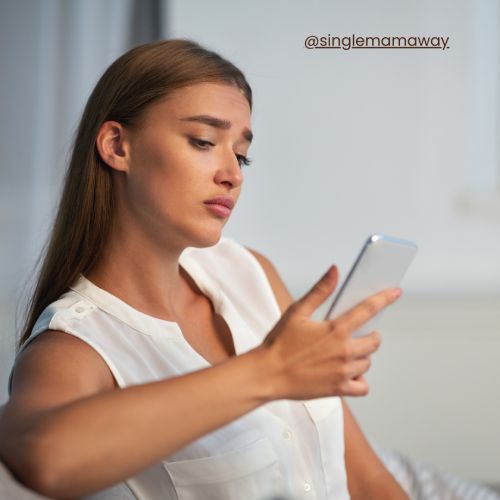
[281,429,292,440]
[303,482,312,492]
[75,306,85,313]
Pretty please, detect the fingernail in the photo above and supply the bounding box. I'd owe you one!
[322,266,333,279]
[393,288,402,299]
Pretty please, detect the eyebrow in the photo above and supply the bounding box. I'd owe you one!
[179,114,253,144]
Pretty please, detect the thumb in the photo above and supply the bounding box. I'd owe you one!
[294,265,338,317]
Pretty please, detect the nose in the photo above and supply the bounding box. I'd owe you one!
[214,150,244,189]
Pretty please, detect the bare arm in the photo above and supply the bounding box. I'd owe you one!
[246,247,408,499]
[0,332,273,498]
[343,402,408,499]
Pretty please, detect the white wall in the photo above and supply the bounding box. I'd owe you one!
[168,0,500,483]
[169,0,500,296]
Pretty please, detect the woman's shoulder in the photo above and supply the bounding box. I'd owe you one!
[242,245,294,314]
[9,286,119,397]
[28,290,95,339]
[11,328,117,396]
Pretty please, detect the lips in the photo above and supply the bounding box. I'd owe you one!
[203,196,235,209]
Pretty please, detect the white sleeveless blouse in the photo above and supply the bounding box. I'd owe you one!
[11,236,349,500]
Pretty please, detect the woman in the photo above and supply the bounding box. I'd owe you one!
[0,39,407,499]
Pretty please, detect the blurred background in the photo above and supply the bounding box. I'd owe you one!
[1,0,499,486]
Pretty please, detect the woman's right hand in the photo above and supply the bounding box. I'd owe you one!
[261,265,402,401]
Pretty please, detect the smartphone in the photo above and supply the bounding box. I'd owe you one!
[323,234,418,337]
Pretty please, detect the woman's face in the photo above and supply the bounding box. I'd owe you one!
[121,82,252,249]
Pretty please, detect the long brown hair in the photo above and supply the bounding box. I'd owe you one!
[17,38,252,350]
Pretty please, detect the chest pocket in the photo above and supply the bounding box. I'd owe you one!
[162,437,285,500]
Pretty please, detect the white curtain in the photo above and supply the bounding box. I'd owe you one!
[0,0,166,404]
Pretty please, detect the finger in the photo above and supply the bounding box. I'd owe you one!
[331,287,401,336]
[319,331,380,365]
[345,356,372,379]
[293,265,338,317]
[349,331,381,358]
[342,375,370,397]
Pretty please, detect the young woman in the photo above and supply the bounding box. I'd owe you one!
[0,39,408,499]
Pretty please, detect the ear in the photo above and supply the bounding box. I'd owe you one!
[95,121,130,173]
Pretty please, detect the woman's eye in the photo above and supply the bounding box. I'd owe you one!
[190,138,252,168]
[236,154,252,168]
[190,138,213,149]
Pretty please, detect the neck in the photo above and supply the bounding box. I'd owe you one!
[85,222,202,322]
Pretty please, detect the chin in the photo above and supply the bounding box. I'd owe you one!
[186,227,224,249]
